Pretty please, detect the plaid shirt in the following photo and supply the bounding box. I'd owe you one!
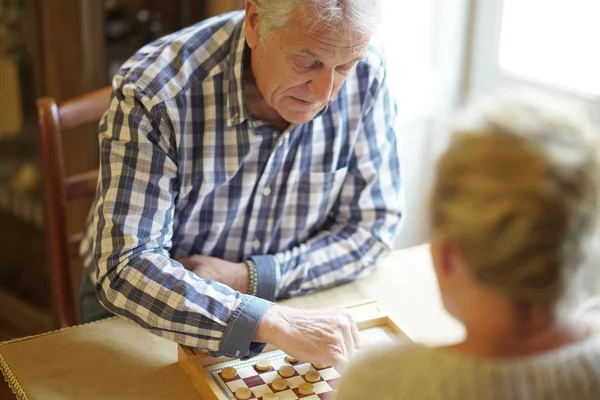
[81,11,402,359]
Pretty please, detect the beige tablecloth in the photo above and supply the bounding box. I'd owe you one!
[0,245,463,399]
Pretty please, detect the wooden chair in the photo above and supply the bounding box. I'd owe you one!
[36,87,112,328]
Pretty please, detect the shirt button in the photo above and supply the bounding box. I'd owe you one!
[252,239,261,250]
[263,186,272,196]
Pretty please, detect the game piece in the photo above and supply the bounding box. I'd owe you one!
[278,365,295,378]
[256,359,271,371]
[234,387,252,399]
[221,367,237,380]
[285,355,298,363]
[298,382,314,395]
[311,363,328,369]
[271,377,288,391]
[262,394,279,400]
[305,370,321,383]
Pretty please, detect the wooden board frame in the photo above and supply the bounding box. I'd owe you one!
[177,300,405,400]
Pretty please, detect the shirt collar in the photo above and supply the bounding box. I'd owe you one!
[226,17,250,127]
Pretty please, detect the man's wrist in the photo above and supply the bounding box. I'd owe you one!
[253,304,285,344]
[214,296,274,358]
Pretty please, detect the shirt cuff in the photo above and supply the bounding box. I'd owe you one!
[250,255,278,301]
[211,295,274,359]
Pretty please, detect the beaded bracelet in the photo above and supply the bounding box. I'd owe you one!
[245,259,258,296]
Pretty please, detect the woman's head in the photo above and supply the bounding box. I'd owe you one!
[430,93,600,319]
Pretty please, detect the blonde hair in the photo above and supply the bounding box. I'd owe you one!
[431,92,600,303]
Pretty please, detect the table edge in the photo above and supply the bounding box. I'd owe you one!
[0,316,121,348]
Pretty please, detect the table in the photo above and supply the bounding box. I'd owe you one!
[0,245,463,399]
[280,244,464,345]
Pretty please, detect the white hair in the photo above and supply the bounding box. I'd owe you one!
[256,0,382,40]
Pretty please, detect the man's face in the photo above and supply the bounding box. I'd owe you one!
[246,5,370,124]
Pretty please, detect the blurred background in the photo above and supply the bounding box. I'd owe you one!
[0,0,245,342]
[0,0,597,345]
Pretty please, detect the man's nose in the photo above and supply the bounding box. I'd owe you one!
[308,68,334,102]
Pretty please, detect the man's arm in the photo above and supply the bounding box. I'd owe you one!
[253,65,403,300]
[92,83,273,358]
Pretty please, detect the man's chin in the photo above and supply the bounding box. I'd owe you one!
[280,108,322,125]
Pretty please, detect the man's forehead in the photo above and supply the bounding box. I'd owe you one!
[286,25,370,58]
[293,48,367,64]
[284,3,372,55]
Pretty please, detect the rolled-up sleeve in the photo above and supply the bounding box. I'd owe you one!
[93,82,272,358]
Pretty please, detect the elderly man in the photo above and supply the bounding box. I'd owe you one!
[79,0,402,367]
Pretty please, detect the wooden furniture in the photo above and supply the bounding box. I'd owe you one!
[36,87,113,328]
[0,0,242,343]
[0,246,464,399]
[205,0,244,17]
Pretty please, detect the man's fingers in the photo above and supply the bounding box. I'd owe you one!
[350,319,361,349]
[342,323,356,358]
[341,310,360,355]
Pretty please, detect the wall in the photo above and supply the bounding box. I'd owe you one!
[394,119,435,249]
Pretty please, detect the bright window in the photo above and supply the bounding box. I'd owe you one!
[376,0,438,122]
[498,0,600,96]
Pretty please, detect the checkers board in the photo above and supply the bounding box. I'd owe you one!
[178,300,406,400]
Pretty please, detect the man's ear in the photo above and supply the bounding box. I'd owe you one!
[245,0,261,49]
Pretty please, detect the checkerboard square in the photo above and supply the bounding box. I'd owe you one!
[226,379,247,392]
[249,384,273,398]
[271,358,289,369]
[313,381,333,395]
[239,367,259,378]
[287,376,306,389]
[275,389,298,399]
[326,379,339,389]
[259,371,280,384]
[243,375,266,387]
[294,363,313,375]
[319,368,339,380]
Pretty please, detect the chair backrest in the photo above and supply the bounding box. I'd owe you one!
[36,86,112,328]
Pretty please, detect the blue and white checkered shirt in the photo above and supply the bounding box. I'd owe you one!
[81,11,402,359]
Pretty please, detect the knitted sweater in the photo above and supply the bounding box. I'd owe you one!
[335,334,600,399]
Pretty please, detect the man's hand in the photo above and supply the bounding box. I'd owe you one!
[178,255,249,294]
[254,304,360,369]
